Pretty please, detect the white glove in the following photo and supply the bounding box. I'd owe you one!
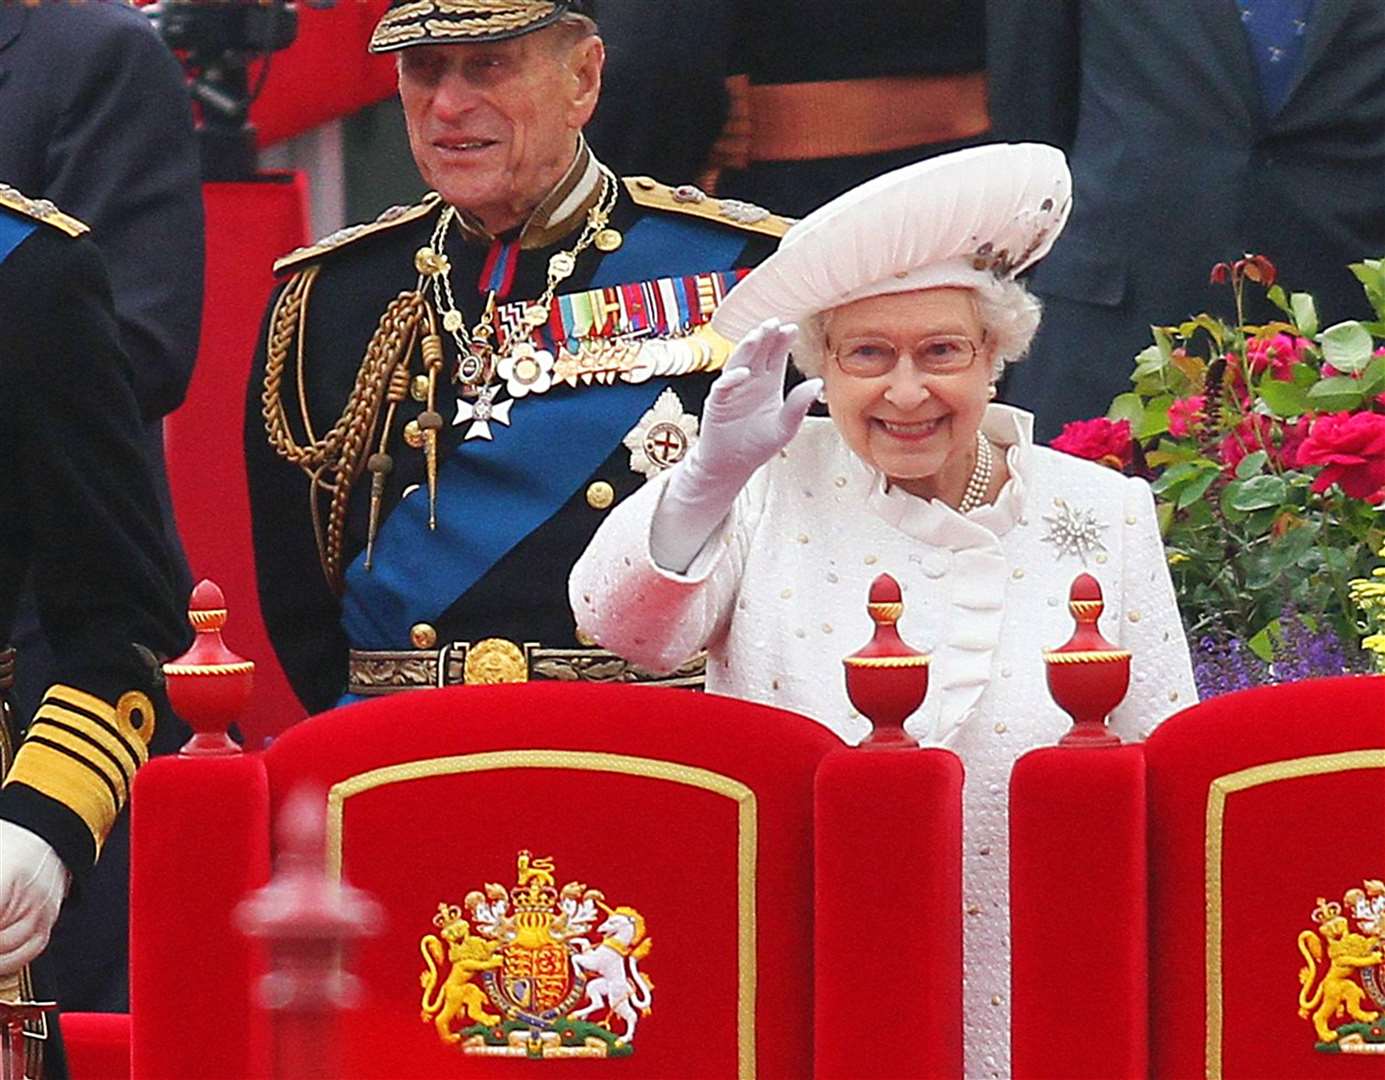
[0,820,71,975]
[651,317,823,572]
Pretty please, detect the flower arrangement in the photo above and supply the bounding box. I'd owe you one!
[1051,255,1385,694]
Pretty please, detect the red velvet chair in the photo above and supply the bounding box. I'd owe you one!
[1011,674,1385,1080]
[128,683,964,1079]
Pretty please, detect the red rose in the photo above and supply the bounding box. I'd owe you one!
[1219,414,1313,473]
[1167,395,1207,437]
[1051,418,1133,469]
[1296,412,1385,499]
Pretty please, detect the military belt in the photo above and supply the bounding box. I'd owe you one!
[347,639,704,695]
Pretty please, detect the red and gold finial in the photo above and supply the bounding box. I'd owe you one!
[1043,575,1131,747]
[163,579,255,756]
[843,573,930,748]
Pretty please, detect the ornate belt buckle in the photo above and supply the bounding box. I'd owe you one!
[462,638,529,685]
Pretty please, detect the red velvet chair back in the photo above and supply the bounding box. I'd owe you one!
[260,683,843,1079]
[1144,675,1385,1079]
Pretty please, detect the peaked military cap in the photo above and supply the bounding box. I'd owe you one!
[370,0,595,53]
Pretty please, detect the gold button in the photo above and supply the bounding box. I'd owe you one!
[574,627,597,646]
[636,178,656,190]
[594,228,623,252]
[411,375,430,402]
[410,623,438,649]
[586,481,615,510]
[403,419,425,448]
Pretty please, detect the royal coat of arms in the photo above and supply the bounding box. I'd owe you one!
[1296,878,1384,1052]
[418,851,653,1060]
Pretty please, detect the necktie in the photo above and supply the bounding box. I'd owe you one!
[1235,0,1317,114]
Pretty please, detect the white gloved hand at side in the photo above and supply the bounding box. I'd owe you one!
[0,820,71,975]
[651,318,823,573]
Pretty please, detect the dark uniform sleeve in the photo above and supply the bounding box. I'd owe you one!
[38,4,205,421]
[985,0,1082,151]
[243,284,351,715]
[0,229,189,875]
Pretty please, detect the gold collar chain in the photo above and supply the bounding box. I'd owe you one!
[419,165,619,399]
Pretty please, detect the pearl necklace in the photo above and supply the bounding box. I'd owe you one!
[957,430,994,514]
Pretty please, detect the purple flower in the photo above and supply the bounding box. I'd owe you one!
[1192,634,1271,698]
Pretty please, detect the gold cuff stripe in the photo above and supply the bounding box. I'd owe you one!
[34,697,145,777]
[26,717,135,798]
[4,739,121,848]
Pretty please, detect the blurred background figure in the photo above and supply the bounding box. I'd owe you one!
[584,0,734,183]
[707,0,989,217]
[0,0,203,1012]
[0,185,189,1080]
[988,0,1385,440]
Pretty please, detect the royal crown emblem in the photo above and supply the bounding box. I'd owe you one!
[418,851,654,1059]
[1296,878,1384,1052]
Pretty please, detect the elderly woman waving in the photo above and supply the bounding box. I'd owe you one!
[569,144,1194,1075]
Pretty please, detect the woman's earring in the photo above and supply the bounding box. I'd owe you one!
[987,384,998,400]
[816,385,828,404]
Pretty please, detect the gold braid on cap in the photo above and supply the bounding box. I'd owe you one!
[262,270,442,592]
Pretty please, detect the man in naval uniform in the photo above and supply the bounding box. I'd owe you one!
[0,186,189,1079]
[245,0,791,714]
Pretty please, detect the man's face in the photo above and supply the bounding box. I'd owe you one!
[398,28,603,233]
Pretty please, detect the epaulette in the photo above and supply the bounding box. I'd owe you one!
[273,192,443,276]
[0,183,88,238]
[623,177,794,239]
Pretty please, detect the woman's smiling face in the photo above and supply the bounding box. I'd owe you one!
[820,288,994,502]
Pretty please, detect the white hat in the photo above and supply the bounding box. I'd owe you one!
[711,143,1072,341]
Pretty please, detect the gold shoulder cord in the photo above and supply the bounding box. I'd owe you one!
[261,269,446,592]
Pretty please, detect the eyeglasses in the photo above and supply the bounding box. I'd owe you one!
[830,335,981,378]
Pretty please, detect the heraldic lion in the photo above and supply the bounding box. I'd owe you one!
[420,915,504,1044]
[1297,916,1382,1044]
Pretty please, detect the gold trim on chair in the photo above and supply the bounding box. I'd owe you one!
[1203,748,1385,1080]
[326,750,758,1078]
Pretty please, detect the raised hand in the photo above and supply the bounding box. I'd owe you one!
[651,317,823,572]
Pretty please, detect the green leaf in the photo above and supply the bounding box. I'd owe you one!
[1247,625,1275,662]
[1257,377,1311,418]
[1176,468,1220,509]
[1132,344,1167,380]
[1234,450,1269,479]
[1107,392,1145,426]
[1151,460,1204,495]
[1230,474,1288,511]
[1306,376,1365,412]
[1290,292,1319,337]
[1291,362,1318,388]
[1135,394,1173,439]
[1266,284,1291,316]
[1358,355,1385,397]
[1219,482,1249,523]
[1153,326,1175,364]
[1317,320,1374,374]
[1155,499,1175,536]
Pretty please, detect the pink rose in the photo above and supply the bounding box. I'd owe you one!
[1051,417,1133,469]
[1167,395,1207,437]
[1246,333,1307,381]
[1295,412,1385,499]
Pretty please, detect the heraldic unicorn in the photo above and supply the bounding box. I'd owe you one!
[418,851,654,1060]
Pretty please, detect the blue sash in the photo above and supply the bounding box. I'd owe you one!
[340,214,747,648]
[0,213,36,265]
